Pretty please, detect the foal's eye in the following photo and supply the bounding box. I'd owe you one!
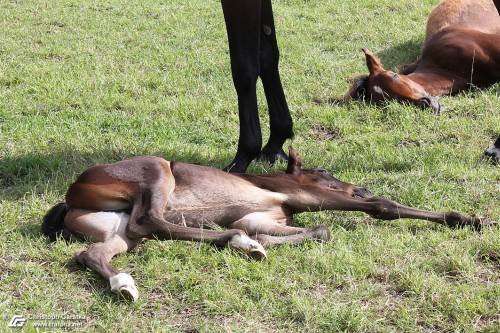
[392,73,400,80]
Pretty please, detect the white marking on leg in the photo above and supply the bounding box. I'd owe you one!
[229,234,267,259]
[109,273,138,302]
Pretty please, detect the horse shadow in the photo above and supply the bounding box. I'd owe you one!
[377,38,422,71]
[0,147,234,202]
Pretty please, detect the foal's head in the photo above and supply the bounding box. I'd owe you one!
[348,49,441,112]
[285,147,373,198]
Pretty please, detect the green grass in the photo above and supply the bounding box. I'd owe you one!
[1,0,499,331]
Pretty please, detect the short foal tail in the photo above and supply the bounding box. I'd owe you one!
[42,202,72,241]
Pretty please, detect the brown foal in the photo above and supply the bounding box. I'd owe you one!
[341,0,500,112]
[42,147,495,301]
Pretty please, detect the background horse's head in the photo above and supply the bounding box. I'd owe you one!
[348,49,441,112]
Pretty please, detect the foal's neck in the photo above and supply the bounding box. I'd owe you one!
[407,70,467,96]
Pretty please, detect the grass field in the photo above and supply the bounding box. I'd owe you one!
[1,0,499,332]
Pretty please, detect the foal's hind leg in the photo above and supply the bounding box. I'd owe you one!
[229,213,330,248]
[251,228,330,249]
[65,210,140,301]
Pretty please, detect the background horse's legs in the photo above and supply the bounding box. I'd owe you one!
[221,0,293,172]
[222,0,263,173]
[483,135,500,163]
[259,0,294,163]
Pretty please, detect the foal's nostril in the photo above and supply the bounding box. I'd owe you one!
[419,97,431,107]
[419,96,441,113]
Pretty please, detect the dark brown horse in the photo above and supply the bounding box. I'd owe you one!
[42,147,494,301]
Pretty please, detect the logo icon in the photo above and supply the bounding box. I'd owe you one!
[8,315,27,328]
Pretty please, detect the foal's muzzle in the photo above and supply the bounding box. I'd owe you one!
[418,96,441,114]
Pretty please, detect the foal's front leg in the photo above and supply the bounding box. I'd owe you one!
[322,192,496,230]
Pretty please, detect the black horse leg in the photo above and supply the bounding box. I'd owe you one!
[259,0,294,163]
[222,0,263,173]
[483,135,500,163]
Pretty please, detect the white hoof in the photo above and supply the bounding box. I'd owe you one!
[229,234,267,260]
[109,273,139,302]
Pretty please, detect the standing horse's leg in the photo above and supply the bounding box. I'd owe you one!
[259,0,294,163]
[222,0,263,173]
[483,135,500,163]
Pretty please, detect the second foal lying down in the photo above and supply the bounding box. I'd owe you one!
[42,148,494,301]
[342,0,500,112]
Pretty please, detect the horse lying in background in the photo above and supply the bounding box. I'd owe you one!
[343,0,499,111]
[42,147,495,301]
[338,0,500,160]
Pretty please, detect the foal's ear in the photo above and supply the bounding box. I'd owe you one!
[362,48,384,74]
[286,146,302,175]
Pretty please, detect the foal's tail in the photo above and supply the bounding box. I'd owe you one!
[42,202,72,241]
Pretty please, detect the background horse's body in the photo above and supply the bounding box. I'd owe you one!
[343,0,500,160]
[346,0,500,106]
[425,0,500,40]
[43,149,493,301]
[410,0,500,95]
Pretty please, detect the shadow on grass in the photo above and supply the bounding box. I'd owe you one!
[0,147,233,201]
[377,38,422,71]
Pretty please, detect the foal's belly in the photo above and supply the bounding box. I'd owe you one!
[165,186,284,227]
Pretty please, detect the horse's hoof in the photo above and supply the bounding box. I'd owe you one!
[118,285,139,302]
[312,225,331,242]
[74,250,86,265]
[483,143,500,163]
[110,273,138,302]
[476,218,497,230]
[248,247,267,261]
[229,233,267,260]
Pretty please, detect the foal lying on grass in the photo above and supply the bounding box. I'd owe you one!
[42,147,495,301]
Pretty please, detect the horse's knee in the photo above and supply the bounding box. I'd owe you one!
[75,245,106,267]
[368,199,400,220]
[233,70,258,96]
[260,39,279,75]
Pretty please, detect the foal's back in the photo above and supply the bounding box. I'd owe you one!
[425,0,500,41]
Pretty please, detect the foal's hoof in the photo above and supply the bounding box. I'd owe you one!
[229,233,267,260]
[248,247,268,261]
[471,217,498,231]
[312,225,331,242]
[110,273,139,302]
